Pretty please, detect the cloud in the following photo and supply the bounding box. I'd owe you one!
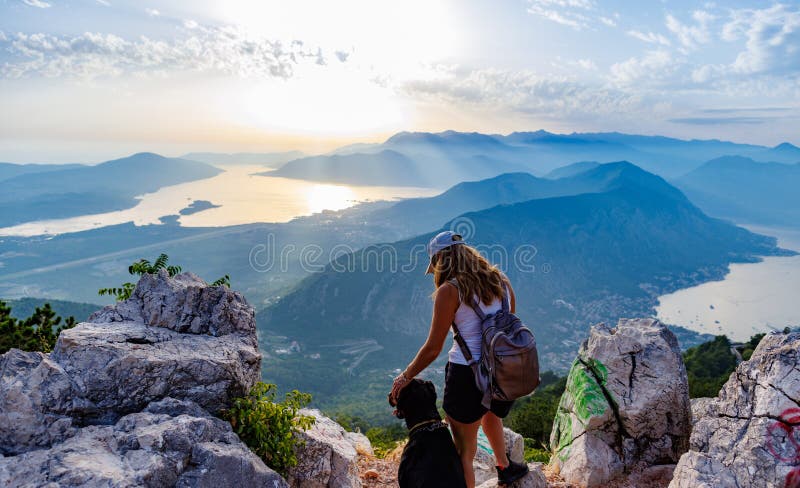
[526,0,596,30]
[599,16,617,27]
[701,107,791,114]
[96,0,110,6]
[401,66,643,120]
[669,116,770,125]
[21,0,51,8]
[0,26,328,80]
[610,50,675,84]
[665,10,714,50]
[722,4,800,75]
[145,8,160,17]
[627,30,671,47]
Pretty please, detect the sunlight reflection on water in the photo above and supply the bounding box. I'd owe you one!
[0,165,439,237]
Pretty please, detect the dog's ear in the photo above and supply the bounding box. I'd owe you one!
[424,380,437,401]
[387,392,397,408]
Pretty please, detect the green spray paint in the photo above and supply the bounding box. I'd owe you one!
[551,356,612,461]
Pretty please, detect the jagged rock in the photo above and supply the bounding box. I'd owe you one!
[669,331,800,488]
[476,463,548,488]
[89,270,255,336]
[689,398,717,426]
[549,318,691,487]
[0,349,80,455]
[474,427,525,485]
[52,319,260,421]
[288,409,364,488]
[0,269,262,477]
[0,398,286,488]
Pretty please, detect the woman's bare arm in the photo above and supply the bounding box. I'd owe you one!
[390,282,458,399]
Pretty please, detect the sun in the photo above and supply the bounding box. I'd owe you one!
[306,184,356,214]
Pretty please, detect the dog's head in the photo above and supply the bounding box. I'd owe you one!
[388,379,440,428]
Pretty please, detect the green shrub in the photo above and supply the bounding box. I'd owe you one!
[523,438,551,463]
[0,300,76,354]
[737,333,766,361]
[224,382,314,475]
[365,423,407,458]
[683,335,737,398]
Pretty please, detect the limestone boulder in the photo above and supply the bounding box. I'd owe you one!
[0,349,80,455]
[689,398,717,426]
[1,271,260,454]
[52,319,260,422]
[287,409,364,488]
[669,332,800,488]
[549,318,691,487]
[0,398,286,488]
[89,270,255,337]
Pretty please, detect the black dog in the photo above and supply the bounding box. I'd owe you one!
[389,379,466,488]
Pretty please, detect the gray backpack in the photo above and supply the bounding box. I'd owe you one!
[450,280,540,408]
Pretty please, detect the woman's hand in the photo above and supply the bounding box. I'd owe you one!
[390,371,410,402]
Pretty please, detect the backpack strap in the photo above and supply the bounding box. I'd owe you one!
[501,283,511,313]
[469,298,488,321]
[446,279,476,365]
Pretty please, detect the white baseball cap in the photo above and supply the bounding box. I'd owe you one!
[425,231,465,274]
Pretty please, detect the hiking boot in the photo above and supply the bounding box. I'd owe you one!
[496,459,528,486]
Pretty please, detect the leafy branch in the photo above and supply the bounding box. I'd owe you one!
[98,253,231,301]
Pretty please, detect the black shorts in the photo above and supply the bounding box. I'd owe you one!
[442,362,514,424]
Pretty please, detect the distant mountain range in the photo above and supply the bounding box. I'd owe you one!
[544,161,600,179]
[181,151,304,167]
[0,162,85,182]
[674,156,800,228]
[0,153,222,227]
[360,160,681,235]
[264,130,800,188]
[258,163,790,405]
[259,150,436,186]
[3,297,99,322]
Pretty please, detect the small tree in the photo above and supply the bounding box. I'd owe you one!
[224,382,314,476]
[0,301,76,354]
[99,253,230,301]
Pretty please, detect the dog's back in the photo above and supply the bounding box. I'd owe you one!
[399,426,466,488]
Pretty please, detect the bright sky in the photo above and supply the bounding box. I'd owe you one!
[1,0,798,162]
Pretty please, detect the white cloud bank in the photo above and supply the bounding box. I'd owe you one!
[0,25,328,80]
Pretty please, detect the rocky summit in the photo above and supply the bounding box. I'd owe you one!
[2,270,798,488]
[549,318,692,487]
[0,270,274,486]
[669,331,800,488]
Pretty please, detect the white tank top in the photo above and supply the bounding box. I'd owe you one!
[448,291,502,365]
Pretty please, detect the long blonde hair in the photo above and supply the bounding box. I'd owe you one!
[432,243,506,305]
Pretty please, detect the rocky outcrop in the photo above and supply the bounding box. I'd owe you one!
[669,331,800,488]
[0,271,273,486]
[0,398,286,487]
[549,318,691,487]
[288,409,363,488]
[689,397,717,426]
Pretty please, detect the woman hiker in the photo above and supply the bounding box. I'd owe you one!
[390,231,529,487]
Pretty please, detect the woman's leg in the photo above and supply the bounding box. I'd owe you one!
[481,411,510,468]
[447,414,482,488]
